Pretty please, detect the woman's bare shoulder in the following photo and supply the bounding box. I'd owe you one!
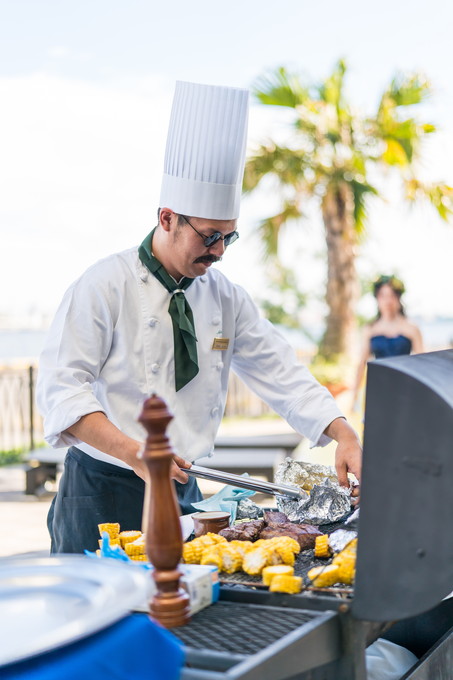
[365,319,382,337]
[401,318,422,338]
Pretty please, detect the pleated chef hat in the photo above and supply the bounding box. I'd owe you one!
[159,81,249,220]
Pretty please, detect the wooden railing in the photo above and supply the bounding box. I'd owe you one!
[224,349,314,417]
[0,350,315,452]
[0,365,40,452]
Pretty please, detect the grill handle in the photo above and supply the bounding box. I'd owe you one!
[182,464,305,499]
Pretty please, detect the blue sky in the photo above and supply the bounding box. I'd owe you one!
[1,0,452,325]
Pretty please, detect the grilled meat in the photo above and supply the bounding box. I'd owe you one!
[219,512,322,550]
[260,524,322,550]
[263,511,289,526]
[219,519,265,542]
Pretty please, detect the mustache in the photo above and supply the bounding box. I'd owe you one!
[193,255,222,264]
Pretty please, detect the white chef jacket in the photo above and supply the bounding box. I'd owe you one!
[37,247,343,468]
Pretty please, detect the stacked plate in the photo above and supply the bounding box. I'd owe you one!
[0,555,151,666]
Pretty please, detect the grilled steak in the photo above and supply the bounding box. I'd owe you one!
[219,510,322,549]
[260,523,322,550]
[263,511,289,526]
[219,519,265,542]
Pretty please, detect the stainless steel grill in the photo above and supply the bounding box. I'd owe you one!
[176,350,453,680]
[170,601,318,655]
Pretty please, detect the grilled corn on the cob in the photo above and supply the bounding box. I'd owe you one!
[269,574,303,594]
[98,537,121,548]
[332,544,356,585]
[119,530,142,548]
[268,536,301,554]
[314,534,331,558]
[98,523,120,539]
[242,547,269,575]
[262,565,294,586]
[307,564,340,587]
[124,537,146,556]
[183,535,300,576]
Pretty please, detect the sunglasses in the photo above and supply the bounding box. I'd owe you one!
[180,215,239,248]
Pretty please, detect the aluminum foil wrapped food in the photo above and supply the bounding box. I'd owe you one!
[274,458,351,525]
[236,498,263,520]
[328,528,358,553]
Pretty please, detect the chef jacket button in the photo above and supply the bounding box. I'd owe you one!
[210,406,219,417]
[200,276,207,283]
[140,271,148,282]
[216,361,224,371]
[151,363,160,373]
[148,317,158,327]
[212,316,221,325]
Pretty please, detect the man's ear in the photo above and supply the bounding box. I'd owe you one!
[159,207,173,232]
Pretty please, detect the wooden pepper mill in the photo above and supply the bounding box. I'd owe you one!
[138,393,191,628]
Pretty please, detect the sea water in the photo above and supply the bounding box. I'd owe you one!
[0,318,452,365]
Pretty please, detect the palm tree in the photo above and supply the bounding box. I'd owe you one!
[244,60,453,365]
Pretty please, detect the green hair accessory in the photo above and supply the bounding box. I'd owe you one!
[373,275,405,296]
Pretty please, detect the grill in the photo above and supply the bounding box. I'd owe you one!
[219,517,355,591]
[174,350,453,680]
[170,601,318,655]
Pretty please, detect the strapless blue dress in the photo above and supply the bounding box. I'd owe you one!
[370,334,412,359]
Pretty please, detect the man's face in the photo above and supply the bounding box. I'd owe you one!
[165,211,238,280]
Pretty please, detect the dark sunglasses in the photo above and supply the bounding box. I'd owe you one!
[180,215,239,248]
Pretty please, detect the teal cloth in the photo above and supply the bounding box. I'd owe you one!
[192,480,255,523]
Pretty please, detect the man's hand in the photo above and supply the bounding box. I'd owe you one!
[323,417,362,499]
[135,451,192,484]
[65,412,193,484]
[171,455,192,484]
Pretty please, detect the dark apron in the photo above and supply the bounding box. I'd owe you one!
[47,446,202,554]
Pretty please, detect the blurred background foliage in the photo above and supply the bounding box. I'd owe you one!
[245,59,453,379]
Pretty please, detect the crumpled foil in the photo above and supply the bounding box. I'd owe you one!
[275,457,339,492]
[236,498,263,520]
[344,507,360,530]
[328,528,358,552]
[275,458,351,524]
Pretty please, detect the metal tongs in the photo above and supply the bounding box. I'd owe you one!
[182,464,306,500]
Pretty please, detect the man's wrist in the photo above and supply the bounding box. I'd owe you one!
[324,417,359,444]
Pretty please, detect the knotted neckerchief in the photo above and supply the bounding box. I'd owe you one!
[138,229,198,391]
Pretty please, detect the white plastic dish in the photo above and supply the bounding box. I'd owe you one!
[0,554,152,667]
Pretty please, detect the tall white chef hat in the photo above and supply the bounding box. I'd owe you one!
[159,80,249,220]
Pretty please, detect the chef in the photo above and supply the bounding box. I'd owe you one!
[37,80,362,554]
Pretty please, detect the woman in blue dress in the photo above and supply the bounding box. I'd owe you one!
[351,275,424,411]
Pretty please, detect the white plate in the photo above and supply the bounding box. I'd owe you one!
[0,554,152,667]
[180,513,196,541]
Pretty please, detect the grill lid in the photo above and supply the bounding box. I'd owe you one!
[352,349,453,621]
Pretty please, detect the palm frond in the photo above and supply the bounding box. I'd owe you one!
[243,144,311,193]
[387,73,432,107]
[258,202,304,257]
[252,67,309,108]
[378,116,434,166]
[318,58,347,107]
[349,178,379,236]
[382,138,411,166]
[404,179,453,221]
[376,74,435,167]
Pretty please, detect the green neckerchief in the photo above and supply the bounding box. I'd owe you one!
[138,229,198,392]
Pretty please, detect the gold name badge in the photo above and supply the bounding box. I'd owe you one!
[212,337,230,351]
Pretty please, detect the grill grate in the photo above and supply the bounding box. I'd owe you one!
[170,601,318,655]
[219,516,357,591]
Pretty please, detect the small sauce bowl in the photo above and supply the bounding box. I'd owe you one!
[192,511,231,537]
